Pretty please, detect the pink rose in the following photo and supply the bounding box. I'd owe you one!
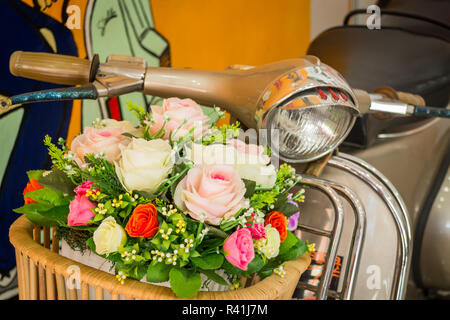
[227,139,268,160]
[174,165,248,225]
[74,180,94,196]
[223,228,255,270]
[70,123,131,165]
[67,195,96,226]
[148,98,210,140]
[246,214,266,240]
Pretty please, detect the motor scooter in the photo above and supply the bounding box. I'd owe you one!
[1,15,448,299]
[301,0,450,299]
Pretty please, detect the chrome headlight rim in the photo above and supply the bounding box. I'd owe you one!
[262,103,359,164]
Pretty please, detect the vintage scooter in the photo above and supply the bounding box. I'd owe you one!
[302,0,450,300]
[1,48,448,299]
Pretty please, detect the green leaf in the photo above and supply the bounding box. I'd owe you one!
[191,254,224,270]
[242,179,256,199]
[278,231,298,256]
[257,259,280,280]
[24,187,70,207]
[278,239,307,262]
[258,267,274,280]
[201,106,220,126]
[86,238,96,252]
[169,268,202,298]
[14,203,68,226]
[272,197,299,217]
[245,254,265,274]
[133,264,148,281]
[122,132,138,139]
[13,202,52,215]
[146,262,171,283]
[205,225,228,239]
[38,170,76,195]
[199,269,229,286]
[27,170,45,181]
[222,254,265,277]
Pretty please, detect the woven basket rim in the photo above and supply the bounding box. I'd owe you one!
[9,215,311,300]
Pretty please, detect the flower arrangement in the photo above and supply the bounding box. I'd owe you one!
[14,97,308,298]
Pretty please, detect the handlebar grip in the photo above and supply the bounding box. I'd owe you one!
[375,86,425,107]
[9,51,95,85]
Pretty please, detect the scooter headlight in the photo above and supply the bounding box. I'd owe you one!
[263,88,359,163]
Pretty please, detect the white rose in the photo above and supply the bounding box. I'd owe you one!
[258,225,281,259]
[115,138,174,195]
[185,139,277,188]
[93,216,127,256]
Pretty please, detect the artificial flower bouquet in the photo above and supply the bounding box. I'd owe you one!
[14,97,308,298]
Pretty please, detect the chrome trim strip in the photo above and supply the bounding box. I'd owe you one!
[330,154,412,299]
[308,175,367,300]
[337,153,411,240]
[299,176,345,300]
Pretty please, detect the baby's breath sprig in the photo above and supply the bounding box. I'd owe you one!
[115,270,127,284]
[291,188,306,203]
[273,263,286,278]
[91,118,106,129]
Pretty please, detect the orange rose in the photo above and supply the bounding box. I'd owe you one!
[265,211,288,242]
[23,179,44,205]
[125,203,159,238]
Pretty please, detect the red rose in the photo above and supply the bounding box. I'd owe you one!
[125,203,159,238]
[265,211,288,242]
[23,179,44,205]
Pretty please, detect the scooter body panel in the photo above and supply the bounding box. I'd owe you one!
[293,154,411,300]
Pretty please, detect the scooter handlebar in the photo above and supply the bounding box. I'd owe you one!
[9,51,95,86]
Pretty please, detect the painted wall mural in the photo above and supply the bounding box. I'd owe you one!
[0,0,310,276]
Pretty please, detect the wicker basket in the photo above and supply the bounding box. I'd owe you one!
[9,215,311,300]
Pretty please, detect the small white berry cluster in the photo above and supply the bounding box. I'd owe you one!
[151,249,178,266]
[180,238,194,253]
[214,106,225,118]
[112,195,124,208]
[92,118,106,128]
[161,204,178,216]
[116,271,127,284]
[160,228,173,240]
[63,151,76,162]
[130,193,139,202]
[199,212,207,223]
[175,219,187,234]
[94,152,106,159]
[94,203,107,215]
[197,226,209,241]
[253,238,266,253]
[230,279,241,291]
[63,164,75,175]
[121,249,138,262]
[274,264,286,278]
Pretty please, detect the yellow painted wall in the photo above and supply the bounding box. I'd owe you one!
[151,0,310,70]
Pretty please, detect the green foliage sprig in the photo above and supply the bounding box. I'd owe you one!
[81,154,127,197]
